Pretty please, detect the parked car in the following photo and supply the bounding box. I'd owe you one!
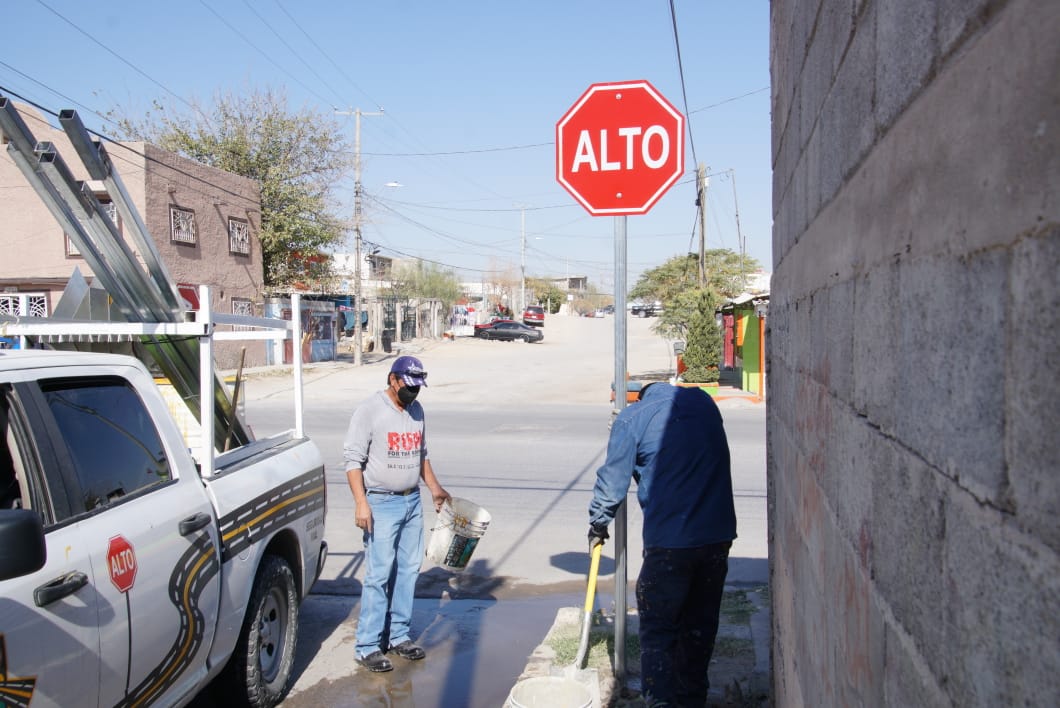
[631,300,663,317]
[475,321,544,342]
[522,305,545,327]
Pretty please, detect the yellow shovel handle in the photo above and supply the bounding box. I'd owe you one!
[583,541,603,613]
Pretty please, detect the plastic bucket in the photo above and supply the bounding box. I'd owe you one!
[507,676,592,708]
[425,497,491,571]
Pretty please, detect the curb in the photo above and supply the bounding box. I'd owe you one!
[509,584,771,707]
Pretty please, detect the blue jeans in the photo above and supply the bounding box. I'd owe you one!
[355,491,424,657]
[637,542,731,706]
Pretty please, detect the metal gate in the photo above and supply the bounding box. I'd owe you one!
[381,297,416,343]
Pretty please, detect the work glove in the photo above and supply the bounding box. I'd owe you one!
[588,523,609,548]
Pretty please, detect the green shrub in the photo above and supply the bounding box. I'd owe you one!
[681,289,722,383]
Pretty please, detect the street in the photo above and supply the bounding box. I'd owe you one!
[223,313,767,706]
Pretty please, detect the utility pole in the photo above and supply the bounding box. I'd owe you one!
[520,207,526,315]
[730,169,746,288]
[697,163,708,287]
[338,107,383,366]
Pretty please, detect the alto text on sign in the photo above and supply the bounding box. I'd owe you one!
[556,80,685,216]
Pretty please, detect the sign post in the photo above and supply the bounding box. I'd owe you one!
[555,80,685,680]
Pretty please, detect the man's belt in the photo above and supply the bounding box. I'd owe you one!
[367,487,418,496]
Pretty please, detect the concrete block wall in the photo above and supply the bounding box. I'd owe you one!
[768,0,1058,705]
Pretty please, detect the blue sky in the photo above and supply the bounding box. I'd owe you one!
[2,1,771,293]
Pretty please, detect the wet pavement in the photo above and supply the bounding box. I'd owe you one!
[225,572,772,708]
[280,589,591,708]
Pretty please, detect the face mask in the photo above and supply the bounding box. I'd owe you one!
[397,385,420,405]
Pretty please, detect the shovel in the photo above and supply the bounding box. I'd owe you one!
[573,540,604,670]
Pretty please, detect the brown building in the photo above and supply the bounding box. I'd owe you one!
[0,102,265,368]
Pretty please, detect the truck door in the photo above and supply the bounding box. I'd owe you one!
[30,372,223,707]
[0,384,102,708]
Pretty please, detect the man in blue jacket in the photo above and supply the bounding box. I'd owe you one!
[589,382,737,707]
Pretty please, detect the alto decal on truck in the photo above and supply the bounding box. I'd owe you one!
[0,635,37,708]
[107,535,138,594]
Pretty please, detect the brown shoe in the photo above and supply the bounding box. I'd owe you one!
[389,640,426,661]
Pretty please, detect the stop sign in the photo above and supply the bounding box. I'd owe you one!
[107,535,137,593]
[556,80,685,216]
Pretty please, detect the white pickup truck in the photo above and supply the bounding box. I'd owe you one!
[0,303,326,707]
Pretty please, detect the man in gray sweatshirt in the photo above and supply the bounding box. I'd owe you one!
[344,355,450,673]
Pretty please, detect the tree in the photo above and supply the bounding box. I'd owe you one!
[108,87,352,289]
[387,260,463,313]
[681,289,723,383]
[630,249,760,339]
[526,277,567,314]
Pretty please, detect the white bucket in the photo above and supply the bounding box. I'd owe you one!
[507,676,592,708]
[425,497,491,571]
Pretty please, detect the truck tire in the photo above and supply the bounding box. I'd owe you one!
[223,555,299,707]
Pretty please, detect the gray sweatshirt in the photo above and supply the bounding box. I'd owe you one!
[343,390,428,491]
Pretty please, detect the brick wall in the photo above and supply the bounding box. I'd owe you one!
[769,0,1058,704]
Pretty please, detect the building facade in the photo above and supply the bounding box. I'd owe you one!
[0,102,265,368]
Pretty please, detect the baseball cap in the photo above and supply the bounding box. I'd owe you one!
[390,355,428,387]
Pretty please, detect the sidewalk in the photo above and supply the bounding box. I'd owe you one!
[510,581,771,707]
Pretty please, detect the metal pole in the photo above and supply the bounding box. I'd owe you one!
[353,110,365,367]
[697,163,708,287]
[730,169,746,288]
[340,107,382,366]
[613,215,628,681]
[520,207,526,315]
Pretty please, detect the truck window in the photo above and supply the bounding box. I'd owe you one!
[39,377,172,514]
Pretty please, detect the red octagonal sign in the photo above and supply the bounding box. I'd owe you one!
[107,534,137,594]
[556,80,685,216]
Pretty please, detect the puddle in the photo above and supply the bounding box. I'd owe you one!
[277,593,586,708]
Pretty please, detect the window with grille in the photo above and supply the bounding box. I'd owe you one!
[170,206,197,245]
[65,233,82,257]
[231,297,253,331]
[0,293,47,318]
[228,217,250,255]
[67,200,121,257]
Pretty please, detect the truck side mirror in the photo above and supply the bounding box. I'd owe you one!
[0,509,46,580]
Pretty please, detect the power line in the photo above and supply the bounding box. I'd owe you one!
[668,0,698,168]
[241,0,348,108]
[364,142,551,157]
[197,0,338,108]
[32,0,213,129]
[690,87,769,114]
[273,0,382,111]
[0,61,122,133]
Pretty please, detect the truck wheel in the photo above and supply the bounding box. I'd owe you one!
[224,555,298,707]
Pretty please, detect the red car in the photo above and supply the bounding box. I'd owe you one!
[522,306,545,327]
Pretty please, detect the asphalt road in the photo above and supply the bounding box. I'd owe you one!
[215,313,767,707]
